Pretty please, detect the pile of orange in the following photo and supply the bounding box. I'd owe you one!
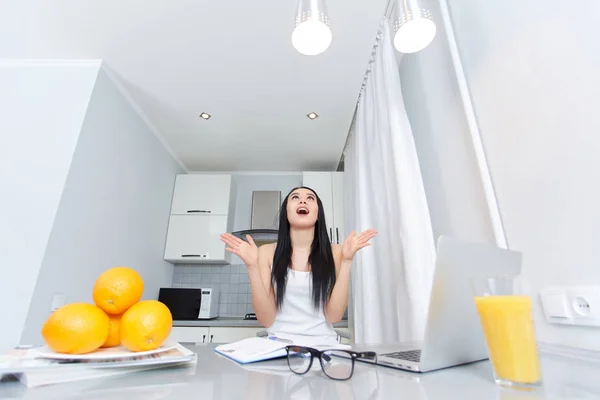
[41,267,173,355]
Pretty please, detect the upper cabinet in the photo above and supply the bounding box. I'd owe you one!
[164,174,232,264]
[302,172,345,244]
[331,172,345,244]
[164,215,228,264]
[170,174,232,215]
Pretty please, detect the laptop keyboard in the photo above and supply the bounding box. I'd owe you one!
[381,350,421,363]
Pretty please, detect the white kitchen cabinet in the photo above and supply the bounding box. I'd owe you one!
[302,172,345,244]
[164,215,229,264]
[168,327,211,344]
[168,326,351,345]
[334,327,353,345]
[302,172,334,237]
[168,327,262,345]
[206,327,264,344]
[331,172,345,244]
[170,174,231,215]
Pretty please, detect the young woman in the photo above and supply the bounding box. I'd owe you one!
[220,186,376,345]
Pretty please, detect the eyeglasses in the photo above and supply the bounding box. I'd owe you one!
[285,345,377,381]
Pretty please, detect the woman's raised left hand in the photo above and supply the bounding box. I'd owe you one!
[341,229,377,262]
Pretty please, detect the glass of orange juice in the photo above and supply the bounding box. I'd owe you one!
[470,275,542,389]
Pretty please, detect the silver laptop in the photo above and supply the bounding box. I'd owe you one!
[356,235,522,373]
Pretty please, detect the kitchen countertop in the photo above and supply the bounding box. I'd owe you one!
[173,317,349,328]
[2,343,599,399]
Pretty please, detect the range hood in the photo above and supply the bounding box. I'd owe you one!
[231,190,280,245]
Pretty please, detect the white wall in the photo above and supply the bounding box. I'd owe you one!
[399,4,495,245]
[0,61,99,353]
[447,1,600,350]
[20,67,184,345]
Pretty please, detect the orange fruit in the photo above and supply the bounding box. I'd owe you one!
[120,300,173,352]
[93,267,144,314]
[41,303,109,354]
[101,313,122,348]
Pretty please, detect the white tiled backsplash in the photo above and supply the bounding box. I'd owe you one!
[171,264,348,320]
[171,264,253,317]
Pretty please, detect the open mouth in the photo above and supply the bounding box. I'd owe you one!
[296,207,309,215]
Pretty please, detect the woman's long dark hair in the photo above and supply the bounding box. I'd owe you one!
[271,186,336,310]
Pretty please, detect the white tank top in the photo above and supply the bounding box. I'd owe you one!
[267,269,338,346]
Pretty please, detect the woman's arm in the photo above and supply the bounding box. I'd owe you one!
[324,245,351,324]
[324,229,378,324]
[248,243,277,328]
[220,234,277,328]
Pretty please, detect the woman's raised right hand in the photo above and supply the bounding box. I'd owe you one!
[220,233,259,269]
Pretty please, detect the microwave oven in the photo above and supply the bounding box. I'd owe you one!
[158,287,219,320]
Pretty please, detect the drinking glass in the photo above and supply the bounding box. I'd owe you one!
[470,275,542,389]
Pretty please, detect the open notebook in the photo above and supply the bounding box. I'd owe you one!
[214,337,350,364]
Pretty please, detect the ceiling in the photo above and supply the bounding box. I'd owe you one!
[1,0,389,171]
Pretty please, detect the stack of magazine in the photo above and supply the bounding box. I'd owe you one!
[0,341,197,388]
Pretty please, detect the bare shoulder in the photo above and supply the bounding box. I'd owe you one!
[259,242,277,256]
[258,242,276,269]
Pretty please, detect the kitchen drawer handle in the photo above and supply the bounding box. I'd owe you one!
[210,334,214,343]
[182,254,201,257]
[329,228,333,243]
[336,228,339,244]
[202,334,206,343]
[187,210,211,213]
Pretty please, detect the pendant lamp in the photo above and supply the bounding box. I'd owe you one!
[391,0,436,53]
[292,0,332,56]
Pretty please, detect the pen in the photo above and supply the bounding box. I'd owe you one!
[267,336,293,344]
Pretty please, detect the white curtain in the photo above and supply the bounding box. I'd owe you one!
[345,18,436,344]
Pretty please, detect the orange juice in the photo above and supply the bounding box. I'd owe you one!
[474,295,541,384]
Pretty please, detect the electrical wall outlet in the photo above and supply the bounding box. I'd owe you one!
[540,286,600,327]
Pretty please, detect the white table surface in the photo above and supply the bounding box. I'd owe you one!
[1,343,599,399]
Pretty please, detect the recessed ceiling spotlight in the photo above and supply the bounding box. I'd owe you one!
[307,112,319,120]
[199,112,211,120]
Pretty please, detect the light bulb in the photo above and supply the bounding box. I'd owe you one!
[292,19,332,56]
[292,0,332,56]
[391,0,437,54]
[393,17,436,53]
